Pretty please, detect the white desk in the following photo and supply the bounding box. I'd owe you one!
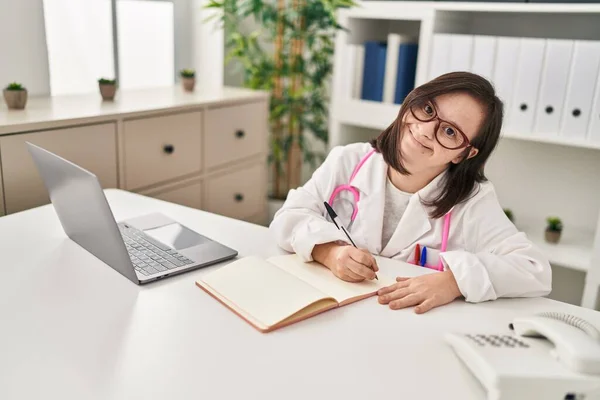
[1,189,600,400]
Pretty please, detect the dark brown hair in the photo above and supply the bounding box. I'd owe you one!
[369,71,504,219]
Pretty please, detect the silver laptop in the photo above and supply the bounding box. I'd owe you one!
[27,142,238,284]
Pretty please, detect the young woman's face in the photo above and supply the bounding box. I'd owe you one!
[399,92,484,173]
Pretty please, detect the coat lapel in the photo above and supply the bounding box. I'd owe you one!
[350,151,387,254]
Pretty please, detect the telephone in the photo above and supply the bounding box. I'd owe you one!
[445,312,600,400]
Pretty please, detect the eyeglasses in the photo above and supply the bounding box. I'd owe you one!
[409,100,472,150]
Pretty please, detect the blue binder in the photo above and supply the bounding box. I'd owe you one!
[394,43,419,104]
[361,41,387,102]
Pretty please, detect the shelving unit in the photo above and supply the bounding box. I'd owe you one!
[328,1,600,308]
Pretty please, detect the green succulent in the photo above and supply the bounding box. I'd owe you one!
[180,69,195,78]
[546,217,563,232]
[98,78,116,85]
[5,82,25,91]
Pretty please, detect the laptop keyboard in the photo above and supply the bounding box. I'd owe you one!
[118,224,195,276]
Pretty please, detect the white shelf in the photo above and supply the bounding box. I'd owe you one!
[333,100,600,151]
[336,99,400,131]
[523,226,594,272]
[343,1,600,19]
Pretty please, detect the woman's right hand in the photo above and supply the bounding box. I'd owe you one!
[312,242,379,282]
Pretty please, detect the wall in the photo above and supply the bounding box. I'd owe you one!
[0,0,51,96]
[485,138,600,235]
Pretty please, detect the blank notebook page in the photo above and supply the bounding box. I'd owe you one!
[267,255,395,304]
[200,256,330,328]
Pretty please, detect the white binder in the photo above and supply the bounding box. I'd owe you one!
[561,40,600,140]
[428,33,452,81]
[588,71,600,143]
[448,34,473,73]
[507,38,546,134]
[383,34,415,103]
[491,37,520,129]
[471,35,496,82]
[352,44,365,99]
[533,39,573,137]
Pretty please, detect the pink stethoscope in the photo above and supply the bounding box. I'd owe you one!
[327,149,451,271]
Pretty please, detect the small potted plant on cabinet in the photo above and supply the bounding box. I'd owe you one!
[98,78,117,101]
[545,216,563,244]
[3,82,28,109]
[180,69,195,92]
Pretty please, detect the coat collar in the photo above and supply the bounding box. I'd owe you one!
[351,150,448,256]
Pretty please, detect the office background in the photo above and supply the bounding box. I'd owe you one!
[1,0,600,309]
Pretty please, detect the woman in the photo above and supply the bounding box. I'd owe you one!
[269,71,552,314]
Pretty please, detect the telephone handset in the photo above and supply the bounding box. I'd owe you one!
[445,312,600,400]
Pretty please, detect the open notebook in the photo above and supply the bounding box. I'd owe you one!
[196,254,396,333]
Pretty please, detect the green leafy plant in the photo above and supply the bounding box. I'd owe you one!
[503,208,514,222]
[5,82,25,91]
[98,78,116,85]
[546,217,563,232]
[206,0,356,199]
[180,69,196,78]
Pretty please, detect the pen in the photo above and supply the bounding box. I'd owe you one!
[420,246,427,267]
[414,244,420,264]
[324,201,378,280]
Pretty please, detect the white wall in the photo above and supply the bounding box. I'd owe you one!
[486,138,600,234]
[0,0,51,96]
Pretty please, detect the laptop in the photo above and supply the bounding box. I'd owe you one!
[27,142,238,284]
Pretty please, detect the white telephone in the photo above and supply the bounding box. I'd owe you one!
[445,312,600,400]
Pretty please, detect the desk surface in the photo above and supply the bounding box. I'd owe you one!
[1,189,599,400]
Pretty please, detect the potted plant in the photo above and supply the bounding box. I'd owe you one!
[98,78,117,101]
[545,217,563,244]
[207,0,356,201]
[180,69,196,92]
[3,82,28,109]
[503,208,514,223]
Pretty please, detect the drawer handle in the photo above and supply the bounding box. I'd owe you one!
[234,193,244,202]
[235,130,245,139]
[163,144,175,154]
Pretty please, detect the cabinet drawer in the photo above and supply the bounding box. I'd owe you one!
[204,164,266,220]
[204,101,267,170]
[144,181,202,210]
[0,123,117,214]
[123,111,202,190]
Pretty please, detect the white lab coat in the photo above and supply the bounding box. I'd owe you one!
[269,142,552,303]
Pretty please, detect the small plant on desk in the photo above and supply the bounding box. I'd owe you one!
[98,78,117,101]
[545,216,563,244]
[180,69,196,92]
[3,82,28,110]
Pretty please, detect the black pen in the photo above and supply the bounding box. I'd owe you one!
[324,201,378,280]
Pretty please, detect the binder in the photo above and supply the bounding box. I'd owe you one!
[383,34,402,103]
[588,71,600,143]
[533,39,573,137]
[470,35,496,82]
[352,44,365,99]
[491,37,520,128]
[394,42,419,104]
[560,41,600,140]
[448,34,473,73]
[361,41,387,102]
[428,33,452,81]
[507,38,545,134]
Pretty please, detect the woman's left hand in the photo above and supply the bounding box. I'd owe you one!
[377,270,462,313]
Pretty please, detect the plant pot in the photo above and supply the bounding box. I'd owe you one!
[182,77,195,92]
[544,229,561,244]
[3,89,28,109]
[99,83,117,101]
